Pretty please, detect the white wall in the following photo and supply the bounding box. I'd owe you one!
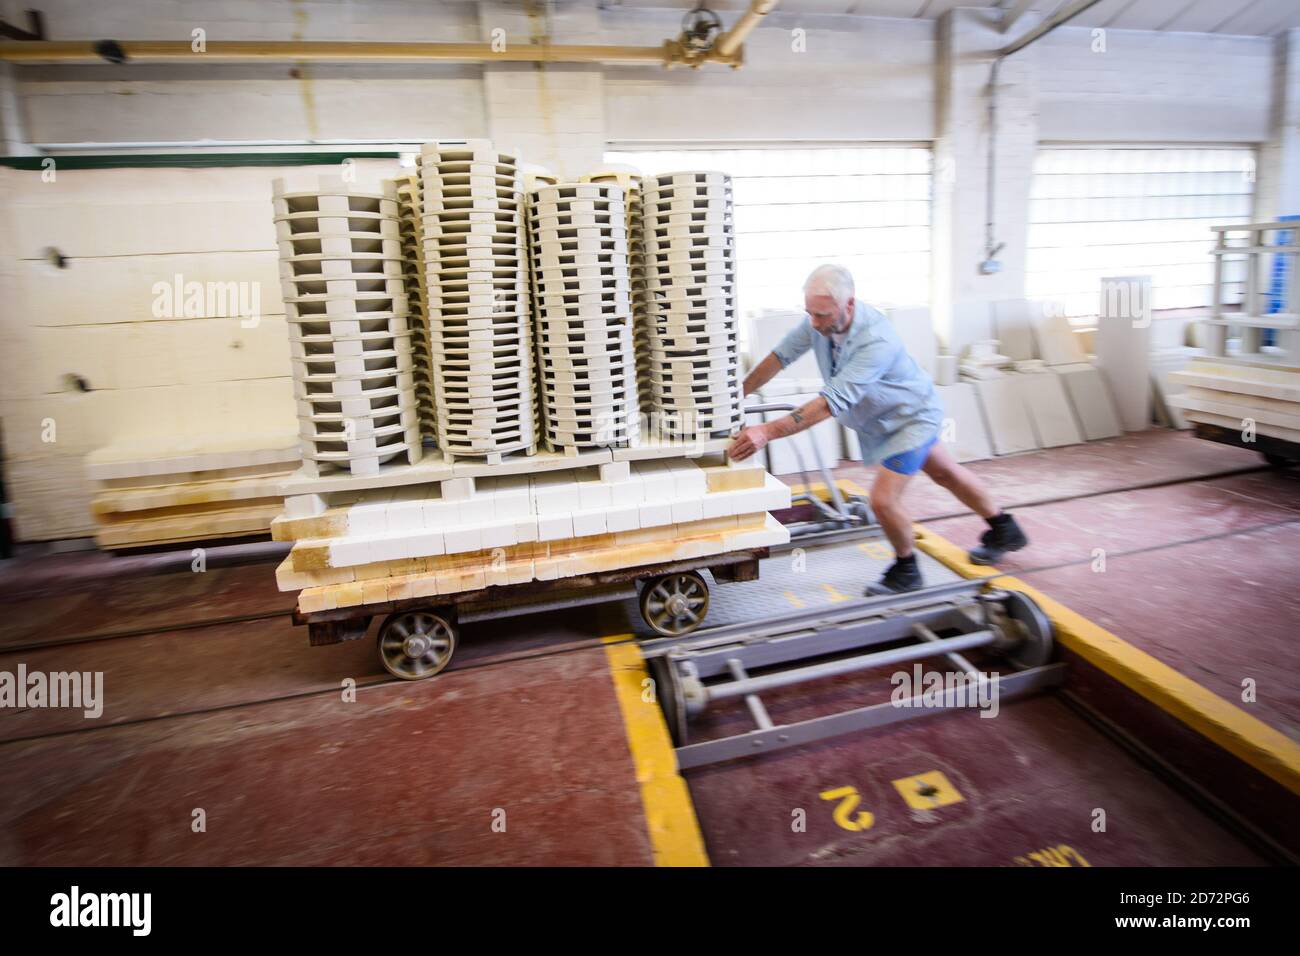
[1037,26,1274,143]
[603,12,936,142]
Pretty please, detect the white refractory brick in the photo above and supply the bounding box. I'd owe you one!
[605,505,641,532]
[1097,275,1153,432]
[527,181,639,453]
[537,512,574,541]
[599,459,631,483]
[887,306,937,378]
[273,175,423,479]
[638,170,744,442]
[635,460,677,501]
[419,141,537,464]
[1018,371,1083,448]
[638,500,673,528]
[935,383,993,463]
[480,520,518,550]
[973,377,1038,455]
[991,299,1038,362]
[1032,307,1087,366]
[570,507,608,537]
[443,525,483,554]
[284,494,327,519]
[441,476,475,501]
[1053,364,1123,441]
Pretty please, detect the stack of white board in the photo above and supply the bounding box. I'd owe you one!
[272,175,422,478]
[640,171,744,442]
[420,140,536,463]
[393,173,437,442]
[1170,358,1300,444]
[528,183,639,451]
[86,436,299,548]
[273,455,791,613]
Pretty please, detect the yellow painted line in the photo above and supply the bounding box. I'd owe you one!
[786,477,868,501]
[821,583,850,603]
[782,590,807,609]
[858,540,894,560]
[912,524,1300,797]
[601,634,710,867]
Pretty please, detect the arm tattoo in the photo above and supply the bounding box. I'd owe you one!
[791,409,804,426]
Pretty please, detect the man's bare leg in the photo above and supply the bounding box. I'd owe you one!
[919,443,998,518]
[870,465,916,556]
[919,443,1028,565]
[864,465,926,594]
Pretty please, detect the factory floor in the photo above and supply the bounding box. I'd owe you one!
[0,428,1295,866]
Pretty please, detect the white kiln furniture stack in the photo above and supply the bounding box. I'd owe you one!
[393,174,437,441]
[419,142,536,464]
[528,182,639,450]
[273,175,422,478]
[582,168,652,421]
[640,171,744,441]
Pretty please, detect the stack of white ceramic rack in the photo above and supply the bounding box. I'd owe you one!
[582,166,651,423]
[420,141,535,464]
[528,182,639,451]
[640,171,743,441]
[393,173,438,443]
[273,175,422,477]
[521,165,560,446]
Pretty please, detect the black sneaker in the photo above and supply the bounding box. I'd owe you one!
[864,557,924,596]
[969,513,1028,565]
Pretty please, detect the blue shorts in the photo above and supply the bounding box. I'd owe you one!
[881,434,938,476]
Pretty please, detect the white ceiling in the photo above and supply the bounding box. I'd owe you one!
[599,0,1300,37]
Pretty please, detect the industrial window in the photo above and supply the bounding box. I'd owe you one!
[604,145,933,319]
[1025,146,1256,320]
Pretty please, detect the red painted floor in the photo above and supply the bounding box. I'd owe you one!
[0,429,1292,865]
[686,694,1265,867]
[924,471,1300,740]
[0,645,653,866]
[833,427,1267,521]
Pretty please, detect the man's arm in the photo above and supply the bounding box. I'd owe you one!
[742,352,783,397]
[727,395,832,462]
[767,394,833,439]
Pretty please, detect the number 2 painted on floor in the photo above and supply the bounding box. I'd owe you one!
[819,786,875,832]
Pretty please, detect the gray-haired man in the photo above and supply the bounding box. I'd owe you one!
[728,264,1028,594]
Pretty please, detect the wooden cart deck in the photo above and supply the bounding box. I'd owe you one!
[295,546,769,650]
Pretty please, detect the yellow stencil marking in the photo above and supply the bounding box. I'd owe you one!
[821,583,849,603]
[891,770,964,810]
[819,786,875,832]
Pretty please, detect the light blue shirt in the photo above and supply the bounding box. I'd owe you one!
[771,301,944,465]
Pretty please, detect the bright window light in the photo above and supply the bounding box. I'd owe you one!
[604,145,933,320]
[1025,146,1256,320]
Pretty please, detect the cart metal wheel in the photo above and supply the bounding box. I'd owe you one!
[639,571,710,637]
[377,608,457,680]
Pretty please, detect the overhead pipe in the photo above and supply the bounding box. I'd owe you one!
[714,0,781,60]
[998,0,1104,58]
[0,0,780,69]
[0,39,710,66]
[982,0,1104,271]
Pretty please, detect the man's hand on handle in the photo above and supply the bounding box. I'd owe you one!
[727,424,770,462]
